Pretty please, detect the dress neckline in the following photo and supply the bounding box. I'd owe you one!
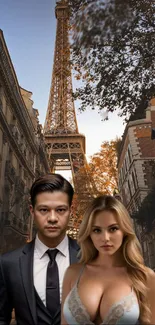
[73,276,136,325]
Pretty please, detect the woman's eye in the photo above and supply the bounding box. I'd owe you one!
[109,227,118,232]
[93,228,101,233]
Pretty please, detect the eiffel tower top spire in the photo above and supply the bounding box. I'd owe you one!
[44,0,78,135]
[43,1,98,234]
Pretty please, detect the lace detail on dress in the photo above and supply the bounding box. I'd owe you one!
[102,291,138,324]
[68,285,94,325]
[67,283,138,325]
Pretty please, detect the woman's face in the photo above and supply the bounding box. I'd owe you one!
[90,210,124,256]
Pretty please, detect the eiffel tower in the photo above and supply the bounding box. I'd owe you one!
[44,0,96,232]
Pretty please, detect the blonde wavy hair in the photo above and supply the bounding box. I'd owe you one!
[78,195,150,324]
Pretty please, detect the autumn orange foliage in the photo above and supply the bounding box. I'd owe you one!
[88,139,118,195]
[69,140,119,236]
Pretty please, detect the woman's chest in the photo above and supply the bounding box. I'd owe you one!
[76,273,133,321]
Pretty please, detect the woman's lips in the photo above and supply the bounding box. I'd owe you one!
[46,227,59,230]
[101,245,113,248]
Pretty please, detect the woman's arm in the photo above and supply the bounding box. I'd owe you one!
[61,266,73,325]
[147,269,155,324]
[61,264,80,325]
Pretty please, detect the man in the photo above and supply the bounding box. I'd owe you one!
[0,173,79,325]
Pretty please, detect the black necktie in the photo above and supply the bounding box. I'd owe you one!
[46,249,60,317]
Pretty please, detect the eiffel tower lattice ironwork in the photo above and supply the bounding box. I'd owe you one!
[44,0,97,233]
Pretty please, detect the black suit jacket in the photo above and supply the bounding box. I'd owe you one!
[0,236,79,325]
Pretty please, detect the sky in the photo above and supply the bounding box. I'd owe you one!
[0,0,125,164]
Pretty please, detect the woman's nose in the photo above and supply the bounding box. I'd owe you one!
[102,231,110,241]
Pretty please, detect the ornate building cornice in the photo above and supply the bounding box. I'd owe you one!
[0,31,38,153]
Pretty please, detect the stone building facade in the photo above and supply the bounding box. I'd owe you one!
[0,30,50,253]
[117,99,155,268]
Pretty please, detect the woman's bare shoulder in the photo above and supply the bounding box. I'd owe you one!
[63,263,84,285]
[146,267,155,277]
[144,267,155,301]
[66,262,84,275]
[145,267,154,276]
[145,267,155,287]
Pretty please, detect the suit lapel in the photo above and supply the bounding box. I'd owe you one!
[69,237,80,264]
[19,239,37,325]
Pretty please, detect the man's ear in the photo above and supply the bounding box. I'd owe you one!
[70,204,74,215]
[29,205,34,217]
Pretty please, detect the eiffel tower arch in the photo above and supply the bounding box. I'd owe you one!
[44,0,97,233]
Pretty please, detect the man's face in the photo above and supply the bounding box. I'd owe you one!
[30,191,71,245]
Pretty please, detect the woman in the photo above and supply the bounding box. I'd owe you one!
[61,195,155,325]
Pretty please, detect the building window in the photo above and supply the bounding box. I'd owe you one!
[135,196,141,209]
[121,165,124,181]
[132,170,137,192]
[124,159,127,173]
[128,145,132,165]
[119,169,122,188]
[128,179,132,199]
[126,152,130,170]
[9,148,13,164]
[19,164,22,178]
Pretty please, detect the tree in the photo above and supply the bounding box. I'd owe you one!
[69,0,155,120]
[68,139,118,237]
[87,139,118,194]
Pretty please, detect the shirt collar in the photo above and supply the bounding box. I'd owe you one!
[35,234,68,259]
[57,235,68,257]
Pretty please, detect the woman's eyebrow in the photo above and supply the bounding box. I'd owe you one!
[92,223,119,228]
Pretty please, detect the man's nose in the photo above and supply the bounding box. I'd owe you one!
[47,210,58,222]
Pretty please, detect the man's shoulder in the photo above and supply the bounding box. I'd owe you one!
[0,240,34,263]
[68,236,79,250]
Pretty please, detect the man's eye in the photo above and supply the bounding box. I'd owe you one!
[57,209,66,213]
[40,209,47,212]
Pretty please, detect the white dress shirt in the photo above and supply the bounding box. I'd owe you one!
[33,234,70,305]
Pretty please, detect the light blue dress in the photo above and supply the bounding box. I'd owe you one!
[63,266,140,325]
